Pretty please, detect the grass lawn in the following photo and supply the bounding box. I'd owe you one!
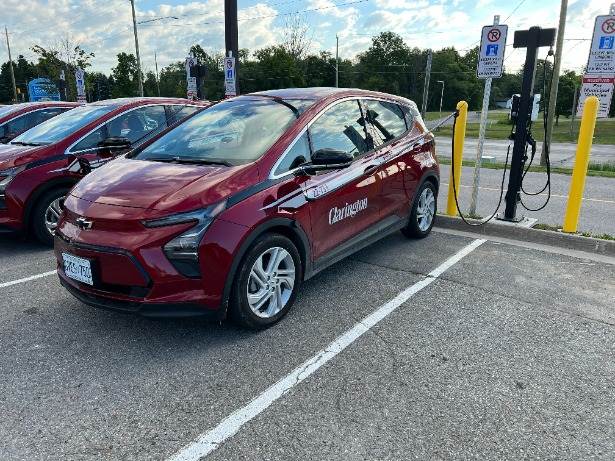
[436,112,615,145]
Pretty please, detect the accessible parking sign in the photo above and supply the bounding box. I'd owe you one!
[587,15,615,74]
[477,24,508,79]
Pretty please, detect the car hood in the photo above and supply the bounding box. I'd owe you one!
[70,156,260,212]
[0,143,50,170]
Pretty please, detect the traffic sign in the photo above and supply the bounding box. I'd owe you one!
[587,15,615,73]
[477,24,508,79]
[224,57,236,98]
[577,74,614,118]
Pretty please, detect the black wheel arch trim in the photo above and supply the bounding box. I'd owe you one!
[220,217,311,315]
[411,171,439,207]
[23,177,79,231]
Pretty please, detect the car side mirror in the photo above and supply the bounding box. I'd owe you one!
[298,148,354,175]
[98,136,132,150]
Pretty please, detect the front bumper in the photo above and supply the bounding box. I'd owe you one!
[55,232,227,320]
[59,276,225,319]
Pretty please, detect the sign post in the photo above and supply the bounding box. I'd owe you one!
[185,56,198,100]
[75,68,86,103]
[469,16,508,216]
[224,54,237,98]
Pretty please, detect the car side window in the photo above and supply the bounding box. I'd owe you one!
[273,131,311,176]
[310,100,370,158]
[166,105,200,126]
[70,106,168,153]
[70,126,107,152]
[364,100,408,147]
[108,106,167,144]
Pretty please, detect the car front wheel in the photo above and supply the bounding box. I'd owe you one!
[230,233,302,329]
[402,181,437,239]
[32,188,69,246]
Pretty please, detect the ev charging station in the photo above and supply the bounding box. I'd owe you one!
[501,27,556,222]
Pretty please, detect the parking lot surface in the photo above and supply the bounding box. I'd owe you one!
[1,228,614,460]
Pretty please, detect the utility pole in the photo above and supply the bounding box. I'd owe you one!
[155,52,160,97]
[5,26,18,103]
[421,50,432,119]
[570,83,578,140]
[130,0,144,97]
[540,0,568,166]
[335,34,339,88]
[225,0,240,95]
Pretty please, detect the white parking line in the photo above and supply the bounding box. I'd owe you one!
[168,238,486,461]
[0,270,56,289]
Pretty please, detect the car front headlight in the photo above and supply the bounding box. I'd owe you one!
[141,200,227,277]
[0,165,26,209]
[0,165,25,194]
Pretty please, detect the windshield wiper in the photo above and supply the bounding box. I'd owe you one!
[144,157,232,167]
[10,141,44,146]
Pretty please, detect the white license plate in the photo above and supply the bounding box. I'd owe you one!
[62,253,93,286]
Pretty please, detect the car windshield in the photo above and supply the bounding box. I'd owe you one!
[132,98,309,166]
[11,104,115,146]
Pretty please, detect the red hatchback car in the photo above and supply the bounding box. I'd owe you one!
[55,88,439,328]
[0,101,81,143]
[0,97,209,245]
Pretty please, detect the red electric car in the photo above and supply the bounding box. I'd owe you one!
[55,88,439,328]
[0,97,209,245]
[0,101,81,143]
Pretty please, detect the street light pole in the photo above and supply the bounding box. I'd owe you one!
[130,0,143,97]
[5,26,18,103]
[155,52,160,97]
[335,34,339,88]
[437,80,444,123]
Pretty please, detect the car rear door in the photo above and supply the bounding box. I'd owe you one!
[363,98,420,219]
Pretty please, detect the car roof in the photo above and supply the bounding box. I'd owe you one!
[246,87,414,105]
[89,97,210,108]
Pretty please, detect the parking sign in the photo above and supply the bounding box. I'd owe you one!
[587,15,615,73]
[477,25,508,79]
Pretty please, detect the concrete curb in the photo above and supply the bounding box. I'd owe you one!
[434,215,615,257]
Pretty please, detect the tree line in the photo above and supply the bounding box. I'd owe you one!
[1,31,608,120]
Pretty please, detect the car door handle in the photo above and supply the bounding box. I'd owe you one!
[363,164,379,176]
[412,142,423,153]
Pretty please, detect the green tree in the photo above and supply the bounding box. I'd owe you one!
[0,56,37,103]
[31,37,95,101]
[250,46,305,90]
[158,61,187,98]
[111,52,138,97]
[555,70,581,124]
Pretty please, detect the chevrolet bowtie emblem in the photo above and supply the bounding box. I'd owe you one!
[76,217,93,230]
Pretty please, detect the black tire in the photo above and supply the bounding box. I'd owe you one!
[32,188,69,246]
[402,181,437,239]
[229,233,302,329]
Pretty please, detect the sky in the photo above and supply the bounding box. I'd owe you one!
[1,0,612,78]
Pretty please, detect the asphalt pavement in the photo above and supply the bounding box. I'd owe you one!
[1,221,614,460]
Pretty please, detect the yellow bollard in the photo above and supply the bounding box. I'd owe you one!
[446,101,468,216]
[563,96,599,233]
